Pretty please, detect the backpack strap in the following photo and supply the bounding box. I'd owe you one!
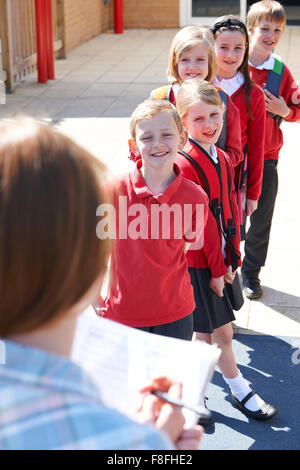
[152,85,172,101]
[239,144,248,191]
[267,54,284,95]
[178,148,240,270]
[216,89,228,151]
[266,54,285,126]
[178,149,211,200]
[222,156,240,271]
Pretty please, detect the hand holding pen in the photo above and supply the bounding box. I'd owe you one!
[138,376,203,450]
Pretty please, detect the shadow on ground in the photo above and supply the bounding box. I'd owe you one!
[257,286,300,323]
[200,334,300,450]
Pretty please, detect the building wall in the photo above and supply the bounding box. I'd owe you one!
[63,0,179,53]
[64,0,113,53]
[124,0,179,29]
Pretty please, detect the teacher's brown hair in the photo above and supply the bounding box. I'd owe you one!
[0,117,109,337]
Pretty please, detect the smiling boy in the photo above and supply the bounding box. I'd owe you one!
[100,99,208,339]
[242,0,300,299]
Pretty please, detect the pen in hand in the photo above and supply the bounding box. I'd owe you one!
[151,390,210,418]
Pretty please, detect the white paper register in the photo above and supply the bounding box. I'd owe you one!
[72,308,221,425]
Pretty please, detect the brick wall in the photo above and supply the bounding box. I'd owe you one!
[63,0,179,53]
[64,0,113,53]
[124,0,179,29]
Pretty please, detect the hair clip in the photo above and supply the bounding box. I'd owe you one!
[210,18,247,36]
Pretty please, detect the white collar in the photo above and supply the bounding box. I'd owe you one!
[213,72,245,96]
[249,53,275,70]
[189,137,218,163]
[172,83,181,97]
[209,144,218,163]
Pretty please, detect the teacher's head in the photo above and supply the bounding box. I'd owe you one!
[0,117,109,337]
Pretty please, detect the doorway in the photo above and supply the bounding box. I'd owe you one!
[180,0,247,26]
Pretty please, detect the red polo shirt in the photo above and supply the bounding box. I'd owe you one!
[101,161,208,327]
[249,63,300,160]
[231,82,266,201]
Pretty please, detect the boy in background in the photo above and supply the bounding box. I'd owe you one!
[242,0,300,299]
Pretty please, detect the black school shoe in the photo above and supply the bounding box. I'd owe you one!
[232,390,278,420]
[242,277,263,300]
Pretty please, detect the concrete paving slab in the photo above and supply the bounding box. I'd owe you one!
[247,303,300,337]
[80,82,129,98]
[63,74,101,83]
[232,300,251,332]
[65,116,131,175]
[11,84,52,97]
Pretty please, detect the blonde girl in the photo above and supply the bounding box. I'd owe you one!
[151,26,243,167]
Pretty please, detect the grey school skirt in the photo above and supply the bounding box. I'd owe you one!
[188,267,236,334]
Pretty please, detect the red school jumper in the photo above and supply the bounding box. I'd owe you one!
[152,83,243,167]
[249,64,300,159]
[175,138,241,277]
[231,82,266,201]
[101,160,209,327]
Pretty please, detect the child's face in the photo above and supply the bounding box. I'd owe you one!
[214,30,246,79]
[177,44,209,83]
[248,18,284,56]
[182,100,223,152]
[132,111,186,171]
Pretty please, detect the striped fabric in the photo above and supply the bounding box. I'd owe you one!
[0,339,173,450]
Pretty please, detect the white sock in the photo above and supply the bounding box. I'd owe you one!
[223,371,265,412]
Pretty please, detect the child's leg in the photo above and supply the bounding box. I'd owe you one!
[193,331,213,423]
[212,323,266,412]
[242,160,278,281]
[212,323,239,378]
[196,326,277,419]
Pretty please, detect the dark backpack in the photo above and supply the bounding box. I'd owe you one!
[265,54,285,126]
[215,89,228,151]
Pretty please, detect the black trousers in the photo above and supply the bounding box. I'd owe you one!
[242,159,278,278]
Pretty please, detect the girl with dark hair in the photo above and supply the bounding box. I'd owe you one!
[211,16,266,238]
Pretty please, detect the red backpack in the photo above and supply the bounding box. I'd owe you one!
[179,138,240,271]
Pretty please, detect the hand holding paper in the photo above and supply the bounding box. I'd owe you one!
[72,308,221,429]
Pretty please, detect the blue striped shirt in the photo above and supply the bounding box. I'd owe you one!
[0,340,174,450]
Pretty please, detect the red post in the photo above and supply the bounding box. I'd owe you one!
[114,0,123,34]
[45,0,55,79]
[34,0,48,83]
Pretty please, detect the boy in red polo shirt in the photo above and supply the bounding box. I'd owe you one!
[99,99,208,340]
[242,0,300,298]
